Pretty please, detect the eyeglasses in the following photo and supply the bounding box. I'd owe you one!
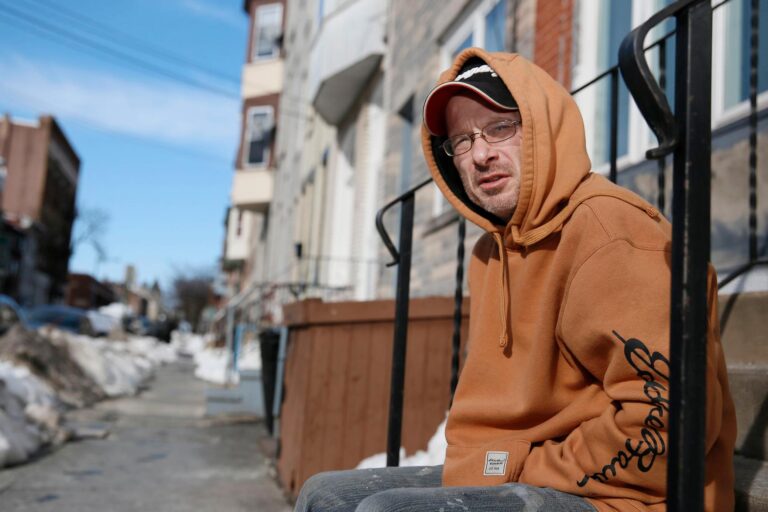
[441,119,521,157]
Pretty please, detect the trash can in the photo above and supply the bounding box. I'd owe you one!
[259,328,280,434]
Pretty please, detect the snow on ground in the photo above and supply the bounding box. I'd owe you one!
[0,326,182,468]
[356,416,448,469]
[0,360,62,466]
[186,331,262,385]
[0,325,265,468]
[170,330,206,356]
[193,345,230,385]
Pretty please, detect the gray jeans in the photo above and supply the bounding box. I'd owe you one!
[294,465,597,512]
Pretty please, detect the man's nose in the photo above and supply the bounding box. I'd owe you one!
[470,136,496,167]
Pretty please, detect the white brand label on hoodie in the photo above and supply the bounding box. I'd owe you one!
[483,451,509,476]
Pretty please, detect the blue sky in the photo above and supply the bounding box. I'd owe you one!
[0,0,248,289]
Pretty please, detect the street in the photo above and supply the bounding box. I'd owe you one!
[0,358,291,512]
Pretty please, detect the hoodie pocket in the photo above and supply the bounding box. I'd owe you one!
[443,438,532,487]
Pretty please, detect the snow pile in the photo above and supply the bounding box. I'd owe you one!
[0,360,63,466]
[192,339,262,385]
[57,331,152,397]
[98,302,132,322]
[356,416,448,469]
[51,331,175,397]
[237,343,262,370]
[0,325,181,468]
[125,336,178,365]
[193,346,230,385]
[170,330,207,357]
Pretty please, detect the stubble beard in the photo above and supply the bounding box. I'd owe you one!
[460,163,521,222]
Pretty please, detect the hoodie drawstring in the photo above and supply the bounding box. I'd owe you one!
[492,232,510,350]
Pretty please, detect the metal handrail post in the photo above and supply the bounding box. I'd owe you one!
[449,217,466,405]
[386,190,415,467]
[609,68,619,183]
[748,0,759,262]
[657,38,667,214]
[667,2,713,510]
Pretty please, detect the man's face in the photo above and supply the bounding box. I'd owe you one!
[444,93,522,222]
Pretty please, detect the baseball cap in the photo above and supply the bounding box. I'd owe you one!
[423,57,518,136]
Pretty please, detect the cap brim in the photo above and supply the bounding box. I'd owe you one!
[423,82,518,136]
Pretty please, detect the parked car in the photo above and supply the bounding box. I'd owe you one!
[86,310,118,336]
[123,315,152,336]
[148,315,178,343]
[0,295,29,336]
[26,305,97,336]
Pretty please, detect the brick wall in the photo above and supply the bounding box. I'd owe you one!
[533,0,574,88]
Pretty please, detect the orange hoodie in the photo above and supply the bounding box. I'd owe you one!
[421,48,736,512]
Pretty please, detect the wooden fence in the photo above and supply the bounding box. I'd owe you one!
[277,296,469,498]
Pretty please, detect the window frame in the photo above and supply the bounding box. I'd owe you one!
[243,105,274,168]
[252,2,283,62]
[573,0,768,175]
[711,0,768,128]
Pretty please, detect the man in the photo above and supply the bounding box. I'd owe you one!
[296,49,736,512]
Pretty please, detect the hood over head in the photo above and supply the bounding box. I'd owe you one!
[421,48,593,246]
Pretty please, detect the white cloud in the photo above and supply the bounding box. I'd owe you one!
[0,55,241,156]
[179,0,245,28]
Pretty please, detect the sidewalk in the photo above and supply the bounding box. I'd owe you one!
[0,358,291,512]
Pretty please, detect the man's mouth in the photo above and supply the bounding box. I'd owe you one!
[478,174,510,191]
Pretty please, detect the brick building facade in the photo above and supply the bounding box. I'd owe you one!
[0,115,80,306]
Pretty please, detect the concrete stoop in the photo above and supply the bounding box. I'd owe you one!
[736,455,768,511]
[719,291,768,367]
[722,290,768,510]
[730,366,768,460]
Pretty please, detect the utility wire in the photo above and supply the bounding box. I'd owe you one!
[21,0,242,86]
[0,5,240,99]
[8,0,313,109]
[0,15,312,126]
[0,13,314,124]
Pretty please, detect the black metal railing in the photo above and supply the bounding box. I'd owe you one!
[717,0,767,290]
[375,1,763,507]
[620,2,713,509]
[375,176,433,467]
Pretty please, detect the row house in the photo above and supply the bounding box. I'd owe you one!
[221,0,767,328]
[221,0,286,324]
[221,0,389,327]
[0,114,80,307]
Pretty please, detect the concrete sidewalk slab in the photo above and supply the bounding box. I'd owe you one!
[0,360,291,512]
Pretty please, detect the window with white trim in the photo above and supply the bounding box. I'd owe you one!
[252,3,283,61]
[713,0,768,123]
[244,106,274,167]
[433,0,508,216]
[571,0,666,172]
[573,0,768,172]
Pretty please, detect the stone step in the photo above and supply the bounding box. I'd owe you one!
[736,455,768,511]
[729,366,768,461]
[719,291,768,366]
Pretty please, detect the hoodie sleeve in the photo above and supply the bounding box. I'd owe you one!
[517,238,726,504]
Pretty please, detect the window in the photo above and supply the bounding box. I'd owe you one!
[484,0,507,52]
[574,0,768,172]
[441,0,507,67]
[713,0,768,121]
[572,0,677,171]
[244,106,274,166]
[253,3,283,61]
